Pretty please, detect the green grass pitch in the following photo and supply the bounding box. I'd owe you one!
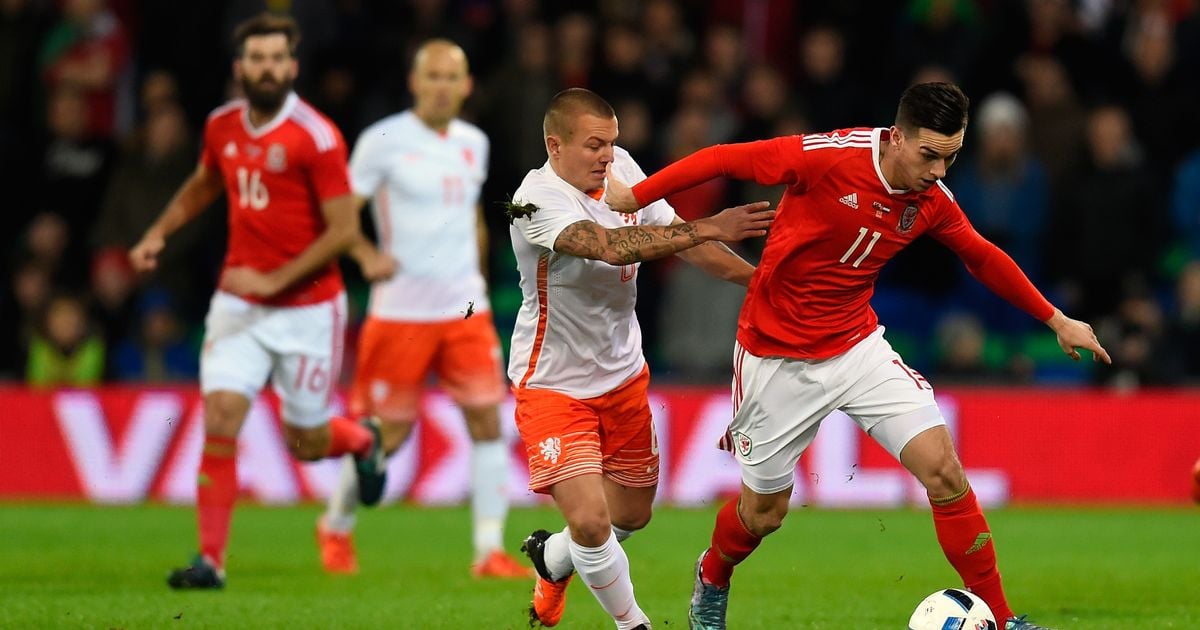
[0,503,1196,628]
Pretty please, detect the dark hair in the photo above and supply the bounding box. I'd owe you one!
[544,88,616,139]
[233,12,301,58]
[895,82,969,135]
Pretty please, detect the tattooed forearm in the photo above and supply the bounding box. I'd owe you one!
[553,220,708,265]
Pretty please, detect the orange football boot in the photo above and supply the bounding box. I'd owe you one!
[472,549,534,579]
[316,517,359,575]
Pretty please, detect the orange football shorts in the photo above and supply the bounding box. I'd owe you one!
[349,312,505,421]
[514,365,658,493]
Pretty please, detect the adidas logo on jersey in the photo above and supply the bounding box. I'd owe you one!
[839,192,859,209]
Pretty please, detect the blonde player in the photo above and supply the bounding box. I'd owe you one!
[509,88,774,629]
[315,39,529,578]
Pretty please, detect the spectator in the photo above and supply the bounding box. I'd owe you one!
[1164,260,1200,382]
[1170,148,1200,260]
[794,25,866,131]
[948,92,1050,290]
[93,102,219,317]
[89,247,136,367]
[932,312,1027,384]
[112,289,198,382]
[26,292,105,388]
[39,0,132,139]
[0,259,54,378]
[1049,104,1165,320]
[39,85,115,278]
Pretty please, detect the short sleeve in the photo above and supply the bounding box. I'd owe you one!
[513,186,588,251]
[309,129,352,202]
[348,124,388,197]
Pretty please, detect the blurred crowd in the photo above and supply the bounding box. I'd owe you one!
[2,0,1200,389]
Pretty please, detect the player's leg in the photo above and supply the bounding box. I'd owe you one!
[550,474,651,630]
[316,317,434,572]
[899,426,1016,622]
[691,343,831,628]
[438,312,527,577]
[842,329,1017,623]
[272,295,376,466]
[515,386,650,628]
[168,292,272,589]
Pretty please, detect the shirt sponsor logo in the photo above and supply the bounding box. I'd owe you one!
[838,192,859,209]
[223,141,238,158]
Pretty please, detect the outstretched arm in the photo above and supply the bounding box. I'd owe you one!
[942,224,1111,364]
[607,137,806,212]
[553,201,774,265]
[129,162,224,273]
[672,217,756,286]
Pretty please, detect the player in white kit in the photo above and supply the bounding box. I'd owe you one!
[509,88,775,629]
[315,40,530,578]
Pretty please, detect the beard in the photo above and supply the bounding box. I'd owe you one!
[242,73,292,113]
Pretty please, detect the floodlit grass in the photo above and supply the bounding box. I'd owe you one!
[0,503,1196,628]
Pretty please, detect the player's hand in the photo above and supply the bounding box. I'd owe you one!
[604,164,640,214]
[129,233,165,273]
[220,266,283,298]
[697,201,775,242]
[1047,309,1112,363]
[359,251,398,282]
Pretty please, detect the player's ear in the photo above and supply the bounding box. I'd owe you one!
[463,74,475,99]
[289,58,299,79]
[889,126,903,148]
[546,134,560,157]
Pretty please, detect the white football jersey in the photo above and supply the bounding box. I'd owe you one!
[508,147,676,398]
[349,110,490,320]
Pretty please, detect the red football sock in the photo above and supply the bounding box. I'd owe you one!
[700,497,762,588]
[197,435,238,570]
[929,485,1014,621]
[325,416,372,458]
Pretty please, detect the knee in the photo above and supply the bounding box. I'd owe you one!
[284,428,328,461]
[742,501,788,538]
[916,456,966,497]
[568,511,615,547]
[464,406,501,441]
[612,508,652,534]
[204,401,245,437]
[380,422,412,455]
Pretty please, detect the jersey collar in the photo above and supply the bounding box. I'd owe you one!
[871,127,909,196]
[241,92,299,138]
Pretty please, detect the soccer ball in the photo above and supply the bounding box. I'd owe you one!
[908,588,997,630]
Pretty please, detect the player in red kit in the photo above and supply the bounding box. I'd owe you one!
[607,83,1111,630]
[128,13,385,589]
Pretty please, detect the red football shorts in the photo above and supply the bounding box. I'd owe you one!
[349,312,505,421]
[514,365,658,493]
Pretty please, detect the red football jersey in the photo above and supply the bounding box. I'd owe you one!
[634,127,1054,360]
[201,92,350,306]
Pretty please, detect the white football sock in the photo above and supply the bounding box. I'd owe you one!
[543,527,574,581]
[322,454,357,533]
[569,534,650,630]
[471,439,510,560]
[546,523,637,581]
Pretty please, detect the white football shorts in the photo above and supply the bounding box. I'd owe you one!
[200,290,347,428]
[727,326,945,494]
